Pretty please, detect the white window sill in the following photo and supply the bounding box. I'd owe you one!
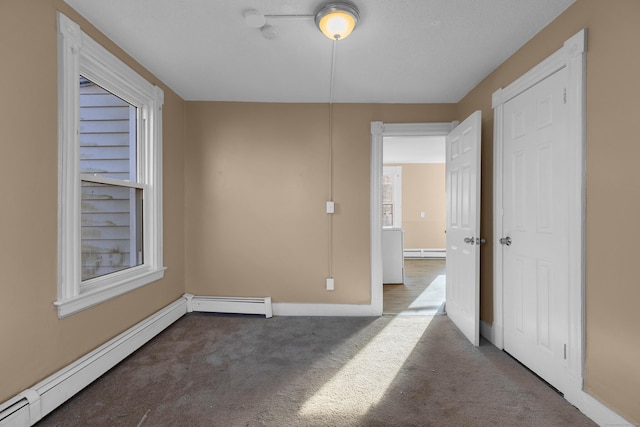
[54,266,166,318]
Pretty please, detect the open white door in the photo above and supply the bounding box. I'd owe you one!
[445,111,481,346]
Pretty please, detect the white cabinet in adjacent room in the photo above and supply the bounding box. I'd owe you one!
[382,228,404,284]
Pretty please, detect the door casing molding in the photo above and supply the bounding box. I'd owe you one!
[492,28,587,395]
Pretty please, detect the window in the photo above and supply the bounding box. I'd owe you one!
[79,77,143,281]
[56,13,164,318]
[382,166,402,228]
[382,175,394,226]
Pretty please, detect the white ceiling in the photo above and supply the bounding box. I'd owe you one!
[384,136,446,164]
[64,0,575,103]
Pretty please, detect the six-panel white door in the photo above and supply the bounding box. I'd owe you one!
[446,111,481,346]
[502,68,569,392]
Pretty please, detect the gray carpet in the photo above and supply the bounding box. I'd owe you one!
[38,313,595,426]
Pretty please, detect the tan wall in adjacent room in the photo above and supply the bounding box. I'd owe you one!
[0,1,186,403]
[385,164,446,249]
[458,0,640,423]
[185,103,456,304]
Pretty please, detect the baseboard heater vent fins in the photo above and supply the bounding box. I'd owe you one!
[0,396,29,427]
[185,294,273,318]
[403,249,446,259]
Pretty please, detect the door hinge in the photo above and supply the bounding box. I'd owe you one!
[563,88,567,104]
[563,344,567,360]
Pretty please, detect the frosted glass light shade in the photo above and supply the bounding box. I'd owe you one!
[315,3,359,40]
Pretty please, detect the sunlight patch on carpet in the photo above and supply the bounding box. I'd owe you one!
[299,316,432,419]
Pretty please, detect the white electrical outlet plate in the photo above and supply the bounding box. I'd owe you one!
[326,278,334,290]
[326,201,335,214]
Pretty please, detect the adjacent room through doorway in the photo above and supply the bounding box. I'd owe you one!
[382,134,447,316]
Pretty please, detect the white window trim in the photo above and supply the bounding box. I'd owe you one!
[55,13,165,318]
[382,166,402,228]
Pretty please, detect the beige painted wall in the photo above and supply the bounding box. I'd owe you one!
[185,103,456,303]
[385,164,446,249]
[0,1,186,403]
[458,0,640,422]
[3,0,637,423]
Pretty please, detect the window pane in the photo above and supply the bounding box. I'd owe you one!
[382,174,393,203]
[383,204,393,227]
[81,181,143,281]
[79,76,137,181]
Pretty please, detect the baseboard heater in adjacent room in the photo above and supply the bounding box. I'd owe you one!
[404,249,446,259]
[185,294,273,318]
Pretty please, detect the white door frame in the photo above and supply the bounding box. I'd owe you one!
[492,29,586,395]
[370,122,457,314]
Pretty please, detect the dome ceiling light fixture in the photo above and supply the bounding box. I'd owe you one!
[243,3,359,41]
[314,3,359,41]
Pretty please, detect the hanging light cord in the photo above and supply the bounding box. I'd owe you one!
[328,39,337,278]
[329,39,337,197]
[329,39,337,105]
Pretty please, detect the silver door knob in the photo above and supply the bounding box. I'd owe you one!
[464,237,475,244]
[476,238,487,245]
[499,236,512,246]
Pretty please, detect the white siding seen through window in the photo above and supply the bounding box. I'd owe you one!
[79,77,143,281]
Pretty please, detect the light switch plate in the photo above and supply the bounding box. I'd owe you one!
[326,277,334,290]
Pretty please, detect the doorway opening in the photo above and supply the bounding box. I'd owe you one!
[369,122,455,316]
[371,114,482,346]
[382,134,447,316]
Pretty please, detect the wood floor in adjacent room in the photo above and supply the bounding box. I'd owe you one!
[383,258,446,315]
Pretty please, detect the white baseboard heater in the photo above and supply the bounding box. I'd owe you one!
[0,297,188,427]
[404,248,446,259]
[0,294,273,426]
[0,293,632,427]
[185,294,273,318]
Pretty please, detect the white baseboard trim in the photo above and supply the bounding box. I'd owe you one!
[185,294,273,318]
[480,321,632,426]
[2,297,630,427]
[404,249,446,259]
[480,320,495,344]
[272,302,380,317]
[0,296,188,427]
[564,386,634,427]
